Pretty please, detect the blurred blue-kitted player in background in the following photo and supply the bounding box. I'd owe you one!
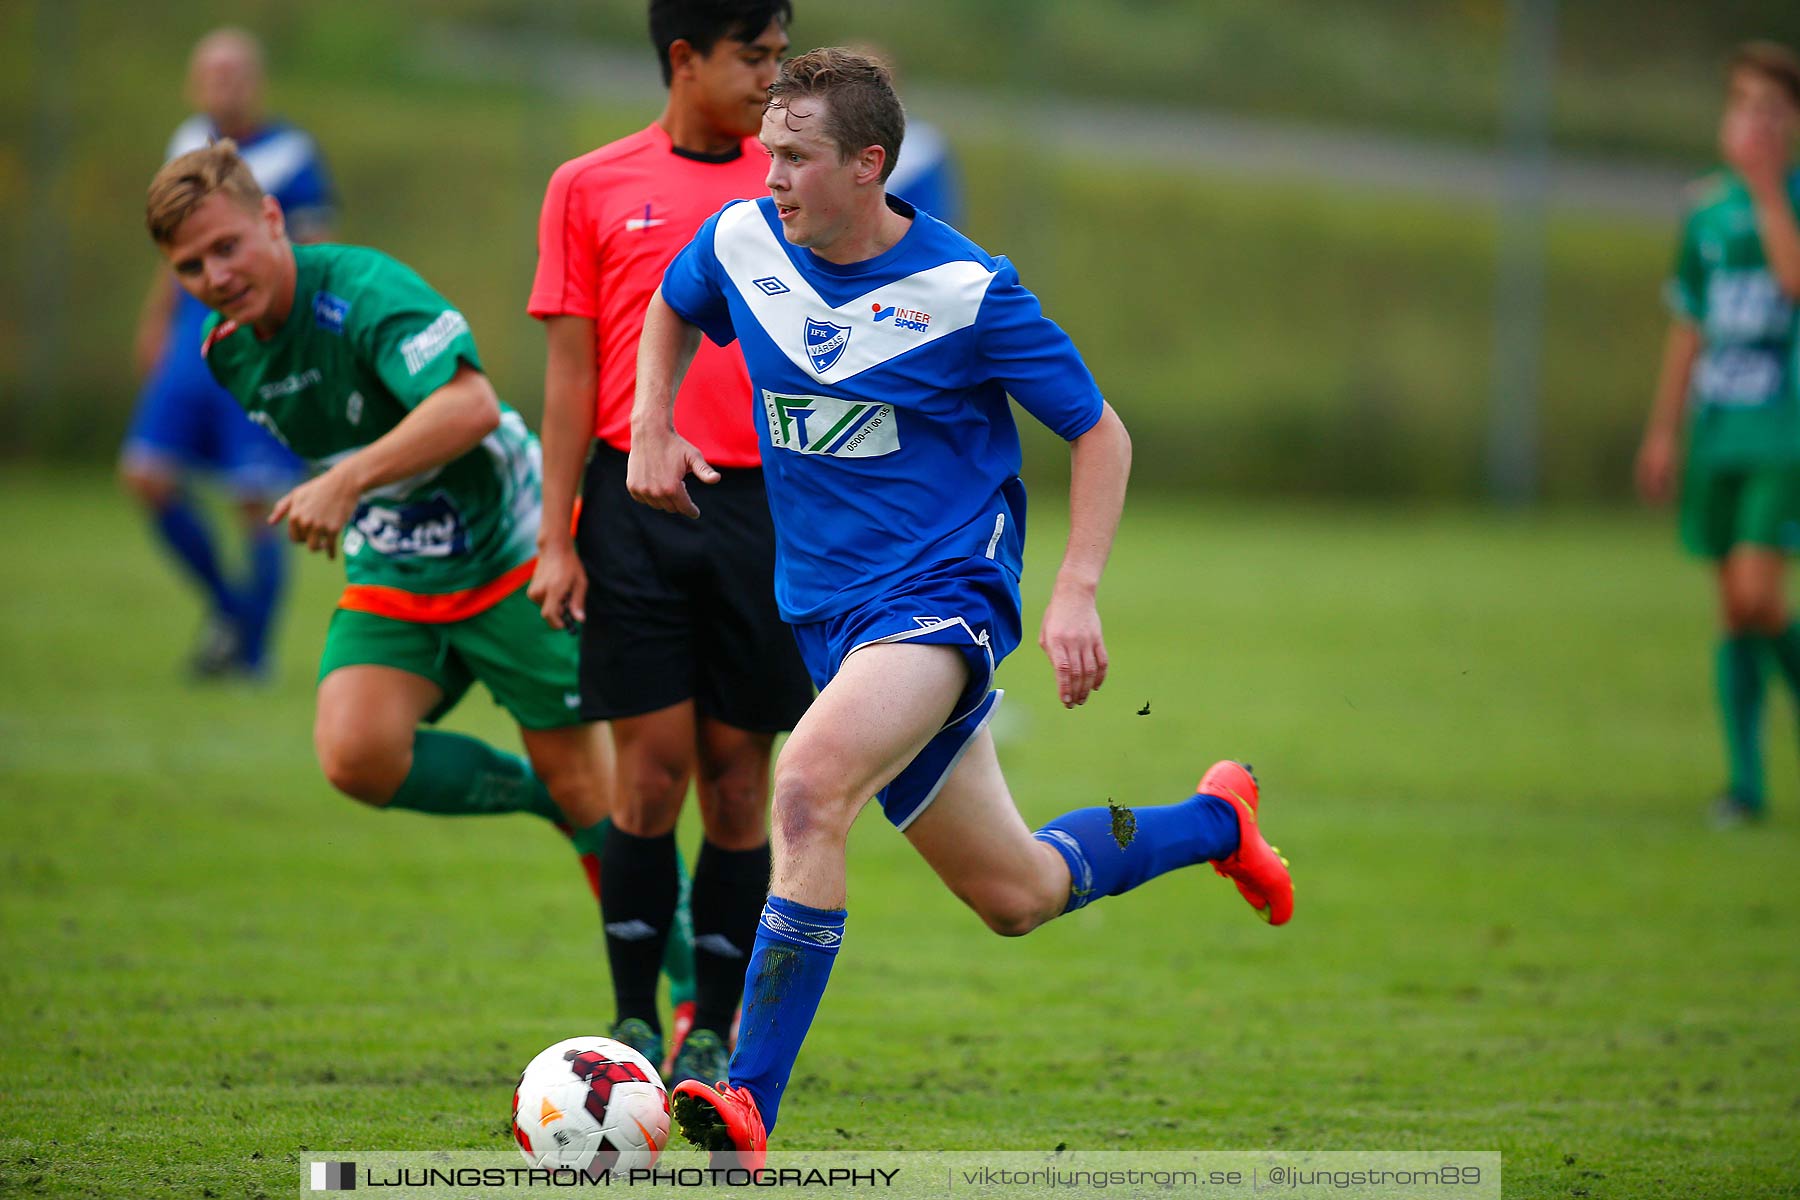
[120,27,336,678]
[886,117,961,226]
[853,45,961,226]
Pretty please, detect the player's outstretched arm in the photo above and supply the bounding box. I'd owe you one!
[627,288,718,519]
[1636,321,1700,506]
[529,315,599,628]
[270,363,500,557]
[1041,401,1132,709]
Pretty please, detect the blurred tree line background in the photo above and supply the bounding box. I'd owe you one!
[5,0,1799,499]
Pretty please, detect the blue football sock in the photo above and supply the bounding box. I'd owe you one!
[728,895,844,1134]
[153,496,234,617]
[1034,792,1240,914]
[236,526,287,669]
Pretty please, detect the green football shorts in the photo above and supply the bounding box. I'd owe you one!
[317,587,583,730]
[1680,463,1800,560]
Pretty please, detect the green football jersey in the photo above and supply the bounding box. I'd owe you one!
[203,243,541,596]
[1665,169,1800,467]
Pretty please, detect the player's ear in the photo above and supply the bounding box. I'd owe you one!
[261,194,287,241]
[667,38,698,81]
[856,144,886,188]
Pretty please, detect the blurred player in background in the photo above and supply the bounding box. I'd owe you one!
[630,50,1293,1161]
[526,0,808,1085]
[885,112,960,226]
[121,29,334,678]
[853,45,961,226]
[143,143,690,1005]
[1636,42,1800,825]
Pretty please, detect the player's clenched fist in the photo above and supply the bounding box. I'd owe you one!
[626,432,719,519]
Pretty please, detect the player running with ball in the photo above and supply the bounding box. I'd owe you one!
[628,49,1295,1163]
[143,141,694,999]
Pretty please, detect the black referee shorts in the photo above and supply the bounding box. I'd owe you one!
[575,443,813,732]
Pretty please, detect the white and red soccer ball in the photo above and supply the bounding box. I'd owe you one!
[513,1036,670,1175]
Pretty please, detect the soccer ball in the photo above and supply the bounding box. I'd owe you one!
[512,1036,670,1175]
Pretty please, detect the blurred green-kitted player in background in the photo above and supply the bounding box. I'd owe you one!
[1637,42,1800,824]
[141,140,695,999]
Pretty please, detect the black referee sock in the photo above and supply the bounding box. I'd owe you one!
[691,839,772,1037]
[600,827,679,1034]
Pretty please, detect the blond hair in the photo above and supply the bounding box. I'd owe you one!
[145,139,265,244]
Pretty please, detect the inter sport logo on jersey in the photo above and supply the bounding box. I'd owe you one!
[872,302,931,332]
[803,318,851,374]
[763,390,899,459]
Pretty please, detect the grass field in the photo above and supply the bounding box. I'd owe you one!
[3,470,1799,1198]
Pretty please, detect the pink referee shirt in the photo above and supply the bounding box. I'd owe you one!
[530,123,768,468]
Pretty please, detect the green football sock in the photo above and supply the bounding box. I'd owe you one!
[564,817,698,1008]
[1762,621,1800,704]
[666,850,697,1008]
[387,729,562,819]
[387,731,698,1003]
[568,817,610,858]
[1716,635,1767,807]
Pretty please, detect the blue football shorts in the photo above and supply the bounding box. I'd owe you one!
[121,300,302,497]
[789,555,1023,831]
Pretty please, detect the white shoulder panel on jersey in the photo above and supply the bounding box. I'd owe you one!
[887,121,948,195]
[165,115,215,162]
[713,200,995,387]
[239,129,317,196]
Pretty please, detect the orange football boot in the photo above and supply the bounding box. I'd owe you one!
[671,1079,768,1171]
[1199,761,1293,926]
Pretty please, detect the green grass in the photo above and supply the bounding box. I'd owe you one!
[3,469,1799,1198]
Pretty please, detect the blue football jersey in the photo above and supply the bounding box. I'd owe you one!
[661,196,1105,623]
[165,116,336,230]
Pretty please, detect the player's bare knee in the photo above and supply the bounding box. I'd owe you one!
[1721,586,1759,633]
[119,462,176,509]
[628,746,689,804]
[615,757,687,833]
[771,763,855,852]
[1748,605,1788,635]
[313,725,408,806]
[697,767,770,847]
[538,765,600,822]
[1723,590,1785,634]
[1745,587,1788,634]
[973,888,1050,938]
[700,795,769,848]
[234,498,272,529]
